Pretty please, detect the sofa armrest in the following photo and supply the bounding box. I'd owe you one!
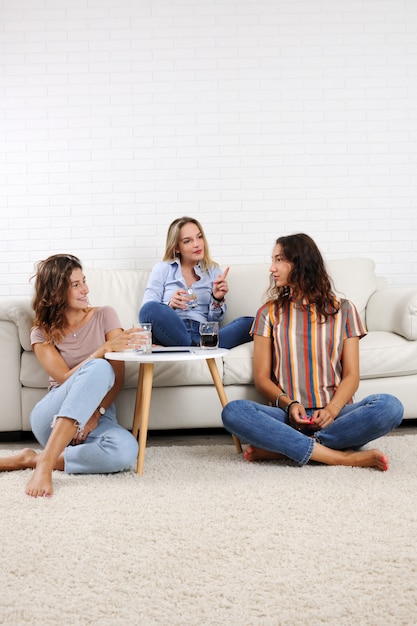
[0,318,24,431]
[0,297,34,352]
[366,287,417,340]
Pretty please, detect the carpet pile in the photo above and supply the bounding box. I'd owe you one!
[1,435,416,625]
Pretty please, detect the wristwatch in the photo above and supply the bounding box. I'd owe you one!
[97,406,106,416]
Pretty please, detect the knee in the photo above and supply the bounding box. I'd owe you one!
[371,393,404,427]
[385,394,404,426]
[222,400,244,429]
[139,301,161,323]
[88,358,115,386]
[111,432,139,471]
[121,438,139,470]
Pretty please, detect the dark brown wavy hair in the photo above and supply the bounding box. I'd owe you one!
[267,233,340,320]
[31,254,83,344]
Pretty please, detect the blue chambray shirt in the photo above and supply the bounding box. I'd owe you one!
[141,260,227,323]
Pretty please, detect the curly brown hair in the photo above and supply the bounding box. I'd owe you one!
[31,254,83,344]
[267,233,340,320]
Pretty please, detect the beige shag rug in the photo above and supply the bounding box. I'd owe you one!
[1,435,416,626]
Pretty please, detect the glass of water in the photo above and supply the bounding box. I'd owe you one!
[128,323,152,355]
[186,287,198,309]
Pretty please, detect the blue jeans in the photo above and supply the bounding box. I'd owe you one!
[222,394,404,466]
[139,301,254,349]
[30,359,138,474]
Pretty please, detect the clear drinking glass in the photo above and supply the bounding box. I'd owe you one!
[128,323,152,355]
[199,321,219,349]
[186,287,198,309]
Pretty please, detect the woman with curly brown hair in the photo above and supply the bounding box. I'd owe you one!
[222,233,403,470]
[0,254,138,497]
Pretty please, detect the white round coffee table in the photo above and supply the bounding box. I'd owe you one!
[105,347,242,474]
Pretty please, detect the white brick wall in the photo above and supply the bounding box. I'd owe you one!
[1,0,416,296]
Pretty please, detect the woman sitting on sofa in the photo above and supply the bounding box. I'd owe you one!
[222,233,404,471]
[139,216,253,348]
[0,254,139,497]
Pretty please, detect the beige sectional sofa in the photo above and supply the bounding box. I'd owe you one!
[0,258,416,435]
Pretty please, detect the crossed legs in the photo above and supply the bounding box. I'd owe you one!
[244,442,389,471]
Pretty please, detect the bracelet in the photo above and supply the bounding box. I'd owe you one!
[211,292,225,303]
[275,392,288,408]
[285,400,299,414]
[329,401,341,411]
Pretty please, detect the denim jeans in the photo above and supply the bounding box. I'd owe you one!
[139,301,254,349]
[222,394,404,466]
[30,359,138,474]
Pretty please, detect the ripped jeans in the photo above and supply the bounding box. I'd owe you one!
[30,358,138,474]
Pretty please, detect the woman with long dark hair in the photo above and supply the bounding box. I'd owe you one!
[222,234,403,470]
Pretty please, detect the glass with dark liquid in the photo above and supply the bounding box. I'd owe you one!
[199,322,219,349]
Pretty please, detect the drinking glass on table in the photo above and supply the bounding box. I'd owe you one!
[128,323,152,355]
[199,321,219,349]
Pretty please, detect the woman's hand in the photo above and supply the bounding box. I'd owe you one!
[212,266,230,301]
[72,411,100,445]
[169,289,188,310]
[105,328,142,353]
[310,405,338,430]
[287,402,313,431]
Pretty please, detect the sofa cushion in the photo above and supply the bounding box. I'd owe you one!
[20,351,48,388]
[326,257,378,323]
[222,343,254,385]
[223,330,417,388]
[85,268,151,330]
[366,286,417,340]
[359,331,417,379]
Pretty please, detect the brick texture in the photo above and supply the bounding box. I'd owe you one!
[1,0,416,296]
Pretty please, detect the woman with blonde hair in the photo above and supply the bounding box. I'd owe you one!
[139,216,253,348]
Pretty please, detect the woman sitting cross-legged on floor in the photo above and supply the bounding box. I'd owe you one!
[222,233,404,471]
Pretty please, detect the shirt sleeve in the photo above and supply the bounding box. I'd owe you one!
[30,325,46,348]
[251,303,274,338]
[100,305,122,334]
[141,262,172,307]
[343,300,367,340]
[207,266,227,321]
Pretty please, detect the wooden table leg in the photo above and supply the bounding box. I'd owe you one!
[134,362,154,475]
[132,364,144,439]
[205,357,242,454]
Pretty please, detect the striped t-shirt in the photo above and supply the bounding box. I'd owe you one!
[251,298,366,409]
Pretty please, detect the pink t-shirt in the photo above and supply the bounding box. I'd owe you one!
[30,306,122,389]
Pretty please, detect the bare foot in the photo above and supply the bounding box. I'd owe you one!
[244,445,287,463]
[341,448,389,471]
[0,448,38,472]
[25,457,54,498]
